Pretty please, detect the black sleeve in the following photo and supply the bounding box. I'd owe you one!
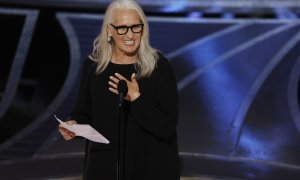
[70,58,95,124]
[131,54,179,140]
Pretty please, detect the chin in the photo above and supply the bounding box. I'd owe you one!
[123,47,138,54]
[125,51,138,56]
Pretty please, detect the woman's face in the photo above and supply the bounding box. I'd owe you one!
[110,9,143,56]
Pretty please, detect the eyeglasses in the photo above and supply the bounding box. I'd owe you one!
[110,23,144,35]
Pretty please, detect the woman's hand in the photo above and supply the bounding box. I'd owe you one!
[58,120,77,141]
[108,73,140,102]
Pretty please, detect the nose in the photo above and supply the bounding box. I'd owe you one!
[126,29,134,39]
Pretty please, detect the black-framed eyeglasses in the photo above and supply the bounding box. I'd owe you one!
[110,23,144,35]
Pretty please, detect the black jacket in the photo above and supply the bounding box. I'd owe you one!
[71,52,179,180]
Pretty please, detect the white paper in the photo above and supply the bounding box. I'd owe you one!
[55,114,109,144]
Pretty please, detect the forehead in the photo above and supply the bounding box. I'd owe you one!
[113,9,141,25]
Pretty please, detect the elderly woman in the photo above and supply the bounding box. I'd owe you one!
[59,0,179,179]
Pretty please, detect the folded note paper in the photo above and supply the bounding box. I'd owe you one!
[55,115,109,144]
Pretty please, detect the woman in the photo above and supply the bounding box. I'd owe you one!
[59,0,179,179]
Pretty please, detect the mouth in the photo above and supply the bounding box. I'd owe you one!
[124,40,134,46]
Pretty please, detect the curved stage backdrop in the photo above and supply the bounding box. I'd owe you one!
[0,1,300,179]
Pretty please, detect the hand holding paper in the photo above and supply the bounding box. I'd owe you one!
[55,115,109,144]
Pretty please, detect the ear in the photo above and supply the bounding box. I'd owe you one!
[106,24,112,35]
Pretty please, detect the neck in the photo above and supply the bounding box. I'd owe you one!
[112,52,137,64]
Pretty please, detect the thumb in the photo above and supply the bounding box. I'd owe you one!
[66,120,77,126]
[131,73,137,81]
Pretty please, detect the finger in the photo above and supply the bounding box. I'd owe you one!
[131,73,137,81]
[61,131,70,138]
[114,73,127,81]
[67,133,76,139]
[59,126,76,140]
[59,126,75,134]
[61,131,75,140]
[65,120,77,126]
[109,75,119,84]
[65,130,75,137]
[66,130,75,136]
[59,126,68,132]
[64,135,73,141]
[60,131,71,139]
[108,81,118,89]
[109,87,119,94]
[59,129,72,137]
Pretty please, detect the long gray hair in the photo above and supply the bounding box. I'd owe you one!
[89,0,158,78]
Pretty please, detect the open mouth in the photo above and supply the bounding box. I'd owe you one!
[124,40,134,45]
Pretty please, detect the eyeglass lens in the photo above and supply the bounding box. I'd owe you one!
[111,24,144,35]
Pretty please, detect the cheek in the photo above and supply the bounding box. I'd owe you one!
[112,32,121,40]
[114,36,124,45]
[136,35,142,44]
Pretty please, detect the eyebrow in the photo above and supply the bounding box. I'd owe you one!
[113,23,143,26]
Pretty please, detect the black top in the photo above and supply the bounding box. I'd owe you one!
[71,52,179,180]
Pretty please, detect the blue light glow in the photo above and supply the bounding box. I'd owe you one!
[161,2,187,12]
[275,7,298,19]
[187,12,203,19]
[222,13,234,19]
